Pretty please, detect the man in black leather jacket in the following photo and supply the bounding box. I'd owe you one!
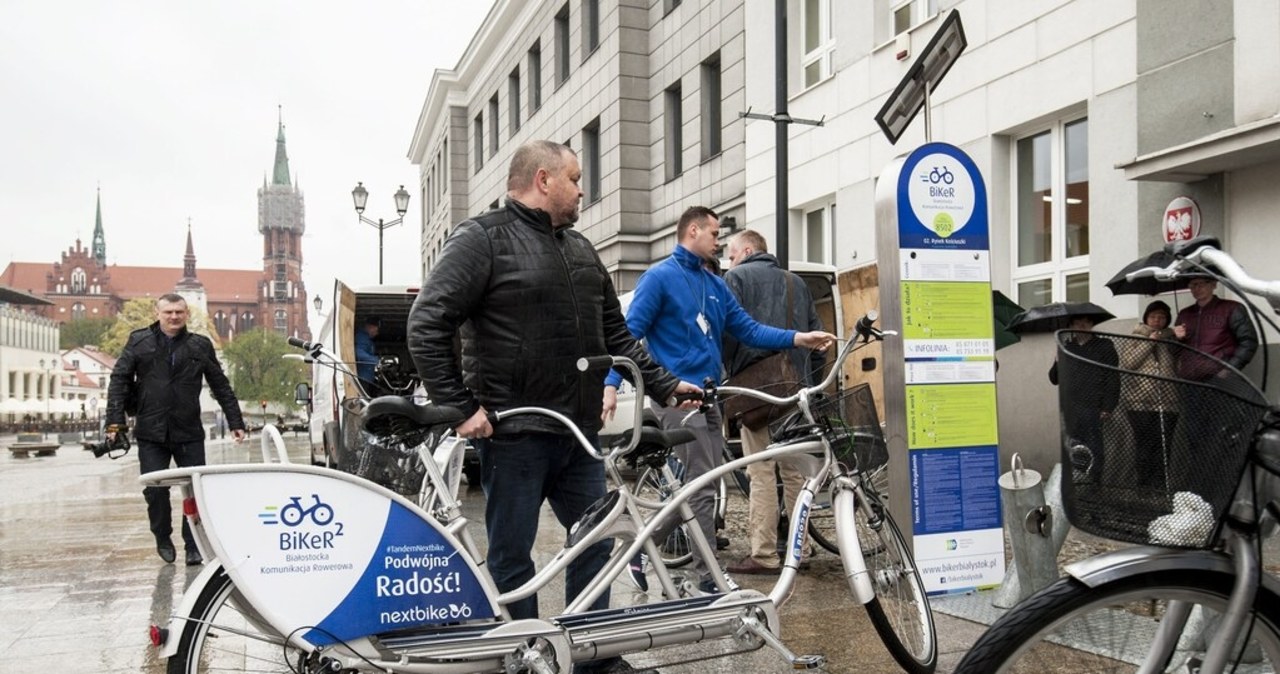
[408,140,699,674]
[106,294,245,565]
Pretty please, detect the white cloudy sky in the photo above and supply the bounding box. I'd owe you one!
[0,0,494,334]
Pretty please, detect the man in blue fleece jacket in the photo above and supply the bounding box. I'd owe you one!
[603,206,834,590]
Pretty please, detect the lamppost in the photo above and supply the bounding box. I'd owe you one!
[351,182,411,284]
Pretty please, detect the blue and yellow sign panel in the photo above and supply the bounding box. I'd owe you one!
[897,143,1003,594]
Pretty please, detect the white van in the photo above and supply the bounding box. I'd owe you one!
[301,281,481,484]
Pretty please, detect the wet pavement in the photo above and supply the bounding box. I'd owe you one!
[0,432,992,673]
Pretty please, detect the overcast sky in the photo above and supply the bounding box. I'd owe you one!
[0,0,494,334]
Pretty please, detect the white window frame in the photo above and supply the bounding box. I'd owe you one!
[1010,115,1090,306]
[793,201,836,266]
[801,0,833,89]
[891,0,936,36]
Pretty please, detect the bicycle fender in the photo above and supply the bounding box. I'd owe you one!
[1064,545,1278,592]
[157,561,226,659]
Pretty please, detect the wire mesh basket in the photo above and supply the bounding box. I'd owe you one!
[1055,330,1269,549]
[769,382,887,473]
[337,397,447,498]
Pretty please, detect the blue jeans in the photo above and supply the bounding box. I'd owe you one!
[475,431,612,620]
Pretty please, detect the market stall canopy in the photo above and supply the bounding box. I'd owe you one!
[0,285,53,306]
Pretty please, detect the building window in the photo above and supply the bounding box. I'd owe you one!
[241,312,255,331]
[701,53,722,161]
[583,118,601,204]
[1013,117,1090,307]
[555,3,571,86]
[802,0,833,88]
[793,202,836,265]
[528,41,543,111]
[474,112,484,172]
[508,68,522,136]
[214,311,228,336]
[664,81,683,182]
[274,309,288,332]
[70,267,87,294]
[664,0,682,15]
[71,302,86,320]
[582,0,599,58]
[488,94,500,157]
[892,0,937,35]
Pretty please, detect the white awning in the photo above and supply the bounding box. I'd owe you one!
[1116,115,1280,182]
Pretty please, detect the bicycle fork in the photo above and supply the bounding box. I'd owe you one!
[832,481,876,605]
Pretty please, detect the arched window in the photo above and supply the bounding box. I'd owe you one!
[274,309,287,332]
[71,303,86,320]
[213,311,229,337]
[241,312,255,331]
[71,268,87,294]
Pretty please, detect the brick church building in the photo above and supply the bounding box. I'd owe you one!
[0,118,310,343]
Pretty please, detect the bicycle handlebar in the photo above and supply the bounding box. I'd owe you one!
[718,312,891,413]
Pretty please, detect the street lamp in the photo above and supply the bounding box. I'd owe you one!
[313,294,323,315]
[38,358,52,437]
[352,182,411,284]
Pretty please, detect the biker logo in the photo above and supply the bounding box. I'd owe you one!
[260,493,346,551]
[908,153,975,243]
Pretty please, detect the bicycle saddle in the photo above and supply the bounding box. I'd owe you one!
[619,416,696,469]
[361,395,465,434]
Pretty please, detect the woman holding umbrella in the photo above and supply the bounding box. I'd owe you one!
[1120,300,1178,489]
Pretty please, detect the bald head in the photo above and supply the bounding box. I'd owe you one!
[507,140,583,226]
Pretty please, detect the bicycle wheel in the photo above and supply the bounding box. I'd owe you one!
[634,458,727,568]
[839,487,936,674]
[809,462,888,554]
[167,567,302,673]
[953,569,1280,673]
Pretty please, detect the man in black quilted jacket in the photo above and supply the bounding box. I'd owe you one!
[105,294,246,565]
[408,140,699,674]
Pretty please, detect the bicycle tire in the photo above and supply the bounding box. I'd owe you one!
[953,569,1280,673]
[840,488,936,674]
[634,459,727,569]
[167,567,300,674]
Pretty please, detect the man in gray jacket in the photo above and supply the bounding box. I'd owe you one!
[722,229,824,574]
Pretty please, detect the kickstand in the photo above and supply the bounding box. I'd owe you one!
[735,608,826,670]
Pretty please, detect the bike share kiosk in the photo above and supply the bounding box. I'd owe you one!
[873,10,1005,595]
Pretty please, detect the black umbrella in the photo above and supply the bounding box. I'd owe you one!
[1106,250,1219,297]
[1007,301,1116,334]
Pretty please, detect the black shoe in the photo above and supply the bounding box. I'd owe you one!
[576,655,658,674]
[716,535,730,550]
[156,537,176,564]
[185,548,203,566]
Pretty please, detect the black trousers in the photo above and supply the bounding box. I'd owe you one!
[138,439,206,548]
[1125,410,1180,490]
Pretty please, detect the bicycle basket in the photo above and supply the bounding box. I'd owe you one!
[1056,330,1268,549]
[771,383,887,473]
[337,397,445,497]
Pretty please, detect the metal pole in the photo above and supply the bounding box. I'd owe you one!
[775,0,789,270]
[923,83,932,143]
[378,219,384,285]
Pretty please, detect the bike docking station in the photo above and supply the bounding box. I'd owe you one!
[872,10,1007,597]
[991,456,1069,608]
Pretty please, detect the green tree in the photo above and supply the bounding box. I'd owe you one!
[100,298,217,357]
[59,316,116,349]
[221,327,309,407]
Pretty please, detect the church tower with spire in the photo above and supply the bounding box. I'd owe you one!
[174,220,209,319]
[256,108,310,340]
[92,188,107,266]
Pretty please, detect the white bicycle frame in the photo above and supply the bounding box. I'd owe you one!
[146,334,892,672]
